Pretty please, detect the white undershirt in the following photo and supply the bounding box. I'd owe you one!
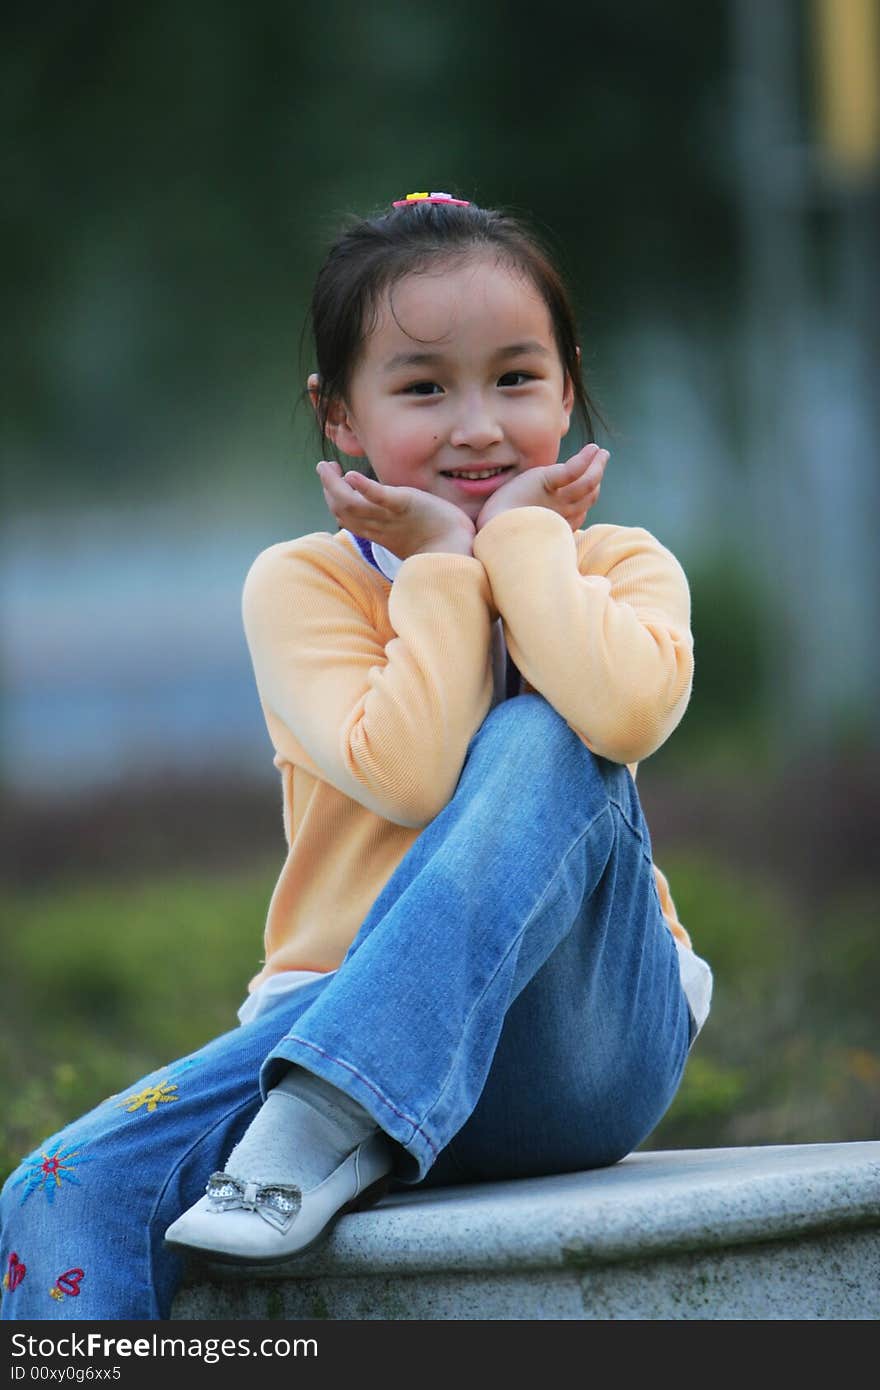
[239,531,713,1038]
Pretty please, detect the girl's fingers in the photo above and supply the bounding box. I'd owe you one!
[548,454,585,481]
[318,465,410,530]
[344,471,387,499]
[316,459,343,479]
[318,460,372,494]
[549,450,608,495]
[344,471,410,514]
[318,470,377,524]
[557,474,603,503]
[319,463,376,506]
[576,450,608,488]
[347,474,440,523]
[341,469,375,491]
[566,443,603,471]
[547,447,608,488]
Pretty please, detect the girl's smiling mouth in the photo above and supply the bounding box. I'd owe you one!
[440,464,515,494]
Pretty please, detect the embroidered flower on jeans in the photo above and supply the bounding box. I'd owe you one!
[13,1144,91,1206]
[3,1251,26,1291]
[117,1079,179,1113]
[97,1057,196,1110]
[49,1267,84,1300]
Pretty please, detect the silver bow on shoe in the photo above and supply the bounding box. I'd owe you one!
[205,1172,302,1232]
[166,1133,392,1263]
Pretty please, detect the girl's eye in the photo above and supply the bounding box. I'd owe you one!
[403,381,443,396]
[498,371,533,387]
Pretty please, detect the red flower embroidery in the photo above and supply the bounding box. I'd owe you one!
[49,1267,85,1300]
[3,1251,26,1291]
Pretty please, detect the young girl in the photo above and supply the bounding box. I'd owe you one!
[1,191,711,1319]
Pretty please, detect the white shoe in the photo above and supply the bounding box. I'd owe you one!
[164,1133,393,1265]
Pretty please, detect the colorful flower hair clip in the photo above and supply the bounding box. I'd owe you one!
[392,191,471,208]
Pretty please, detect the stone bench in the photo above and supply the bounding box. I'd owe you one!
[172,1141,880,1320]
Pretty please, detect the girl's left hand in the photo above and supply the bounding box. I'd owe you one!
[317,460,476,557]
[475,444,609,532]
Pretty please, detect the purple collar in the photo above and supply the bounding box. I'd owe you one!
[350,534,385,575]
[351,531,520,695]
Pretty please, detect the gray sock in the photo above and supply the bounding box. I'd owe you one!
[224,1066,379,1192]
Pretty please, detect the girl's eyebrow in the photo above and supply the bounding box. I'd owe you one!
[496,341,552,360]
[383,350,446,373]
[383,341,552,373]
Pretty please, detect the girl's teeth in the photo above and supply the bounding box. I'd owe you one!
[447,468,507,479]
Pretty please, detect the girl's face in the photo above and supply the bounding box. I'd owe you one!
[325,255,575,521]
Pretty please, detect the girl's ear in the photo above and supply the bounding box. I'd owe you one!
[306,372,366,457]
[560,366,576,437]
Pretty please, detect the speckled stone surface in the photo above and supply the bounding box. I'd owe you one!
[171,1142,880,1320]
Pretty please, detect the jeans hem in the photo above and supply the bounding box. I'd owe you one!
[262,1036,439,1179]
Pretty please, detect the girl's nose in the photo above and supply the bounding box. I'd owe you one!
[449,393,504,450]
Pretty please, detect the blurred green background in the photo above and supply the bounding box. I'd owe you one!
[2,0,879,1182]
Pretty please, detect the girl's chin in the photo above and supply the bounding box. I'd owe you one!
[438,482,503,516]
[448,496,484,521]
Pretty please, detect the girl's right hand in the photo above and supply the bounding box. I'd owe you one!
[475,444,609,533]
[317,461,476,559]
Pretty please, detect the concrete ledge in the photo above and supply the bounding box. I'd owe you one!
[172,1142,880,1320]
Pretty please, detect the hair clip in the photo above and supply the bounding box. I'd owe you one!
[392,191,471,208]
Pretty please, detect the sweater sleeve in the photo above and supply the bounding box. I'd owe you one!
[472,508,694,764]
[242,536,496,827]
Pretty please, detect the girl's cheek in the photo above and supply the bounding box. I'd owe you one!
[391,428,432,468]
[375,438,429,486]
[525,425,565,469]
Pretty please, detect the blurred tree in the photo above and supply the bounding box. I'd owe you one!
[3,0,736,503]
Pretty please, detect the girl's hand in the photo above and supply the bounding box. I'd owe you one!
[475,444,609,532]
[317,461,476,558]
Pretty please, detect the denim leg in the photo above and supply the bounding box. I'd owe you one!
[427,849,692,1183]
[0,982,330,1321]
[263,694,692,1183]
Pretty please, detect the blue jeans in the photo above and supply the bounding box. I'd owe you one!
[1,696,694,1320]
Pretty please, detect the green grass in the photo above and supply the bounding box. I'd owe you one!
[2,853,878,1184]
[645,857,880,1150]
[2,863,277,1179]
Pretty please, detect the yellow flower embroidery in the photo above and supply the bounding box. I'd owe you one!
[117,1080,179,1113]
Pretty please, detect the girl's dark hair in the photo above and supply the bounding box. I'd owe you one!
[309,198,598,450]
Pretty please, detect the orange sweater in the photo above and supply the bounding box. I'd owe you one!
[242,507,694,992]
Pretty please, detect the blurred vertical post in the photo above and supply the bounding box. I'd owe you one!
[813,0,880,178]
[733,0,813,746]
[733,0,879,750]
[812,0,880,743]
